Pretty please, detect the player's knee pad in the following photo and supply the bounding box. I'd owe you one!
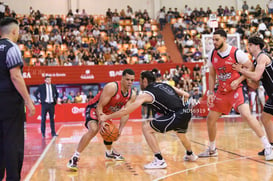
[104,140,113,145]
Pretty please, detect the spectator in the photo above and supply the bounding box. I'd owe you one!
[242,1,249,12]
[268,0,273,14]
[74,91,83,103]
[158,8,166,30]
[80,91,87,103]
[87,90,94,101]
[67,91,74,103]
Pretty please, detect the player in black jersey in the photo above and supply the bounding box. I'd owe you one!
[233,36,273,156]
[99,70,198,169]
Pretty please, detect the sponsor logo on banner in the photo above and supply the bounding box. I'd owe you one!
[80,69,94,79]
[72,106,85,114]
[42,72,66,77]
[109,70,123,77]
[23,72,31,79]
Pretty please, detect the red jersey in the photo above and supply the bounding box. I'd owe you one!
[211,46,241,93]
[87,81,132,115]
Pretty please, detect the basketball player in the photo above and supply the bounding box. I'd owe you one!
[233,36,273,156]
[198,29,273,161]
[67,69,136,171]
[100,70,198,169]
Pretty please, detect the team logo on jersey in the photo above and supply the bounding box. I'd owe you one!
[218,66,231,81]
[225,57,233,65]
[214,57,218,63]
[115,94,120,99]
[109,102,125,112]
[234,92,239,99]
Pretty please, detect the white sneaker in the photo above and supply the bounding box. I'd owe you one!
[144,158,167,169]
[265,147,273,161]
[184,153,198,161]
[198,148,218,157]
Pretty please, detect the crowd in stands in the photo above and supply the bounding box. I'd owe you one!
[168,2,273,62]
[7,4,169,66]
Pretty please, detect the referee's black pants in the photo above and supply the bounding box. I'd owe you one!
[0,92,25,181]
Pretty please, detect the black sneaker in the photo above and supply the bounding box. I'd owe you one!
[67,156,79,171]
[258,149,265,156]
[105,150,125,161]
[258,143,273,156]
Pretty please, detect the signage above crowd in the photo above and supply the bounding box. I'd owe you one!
[23,63,203,85]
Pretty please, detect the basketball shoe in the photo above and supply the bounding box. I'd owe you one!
[258,143,273,156]
[105,150,125,161]
[67,156,79,171]
[265,147,273,161]
[183,152,198,161]
[198,148,218,157]
[144,157,167,169]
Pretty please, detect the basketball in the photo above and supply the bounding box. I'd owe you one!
[100,120,119,142]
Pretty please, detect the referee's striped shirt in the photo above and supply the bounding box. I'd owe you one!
[0,38,24,92]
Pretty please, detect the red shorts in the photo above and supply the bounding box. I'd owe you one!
[210,85,249,115]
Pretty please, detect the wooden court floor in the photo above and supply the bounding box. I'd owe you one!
[21,116,273,181]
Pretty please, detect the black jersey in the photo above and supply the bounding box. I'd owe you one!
[254,52,273,97]
[144,82,186,115]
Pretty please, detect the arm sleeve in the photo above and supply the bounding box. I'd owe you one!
[236,49,249,64]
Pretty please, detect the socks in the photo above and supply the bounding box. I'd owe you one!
[73,151,80,158]
[155,153,163,160]
[261,136,271,149]
[209,141,216,150]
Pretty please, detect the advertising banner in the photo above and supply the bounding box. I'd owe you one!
[26,103,142,123]
[23,63,203,85]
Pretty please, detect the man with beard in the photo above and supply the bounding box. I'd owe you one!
[198,29,273,161]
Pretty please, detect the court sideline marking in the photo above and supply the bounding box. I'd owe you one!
[152,138,273,181]
[152,156,253,181]
[24,125,65,181]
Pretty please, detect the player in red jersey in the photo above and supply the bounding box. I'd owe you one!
[198,29,273,161]
[67,69,136,171]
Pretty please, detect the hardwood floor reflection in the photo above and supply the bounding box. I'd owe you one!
[23,117,273,181]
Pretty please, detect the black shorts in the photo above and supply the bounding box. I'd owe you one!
[85,104,99,129]
[150,109,192,133]
[264,97,273,115]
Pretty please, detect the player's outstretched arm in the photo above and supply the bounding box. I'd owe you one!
[100,93,152,122]
[118,89,137,133]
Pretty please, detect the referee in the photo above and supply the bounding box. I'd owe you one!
[0,17,35,180]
